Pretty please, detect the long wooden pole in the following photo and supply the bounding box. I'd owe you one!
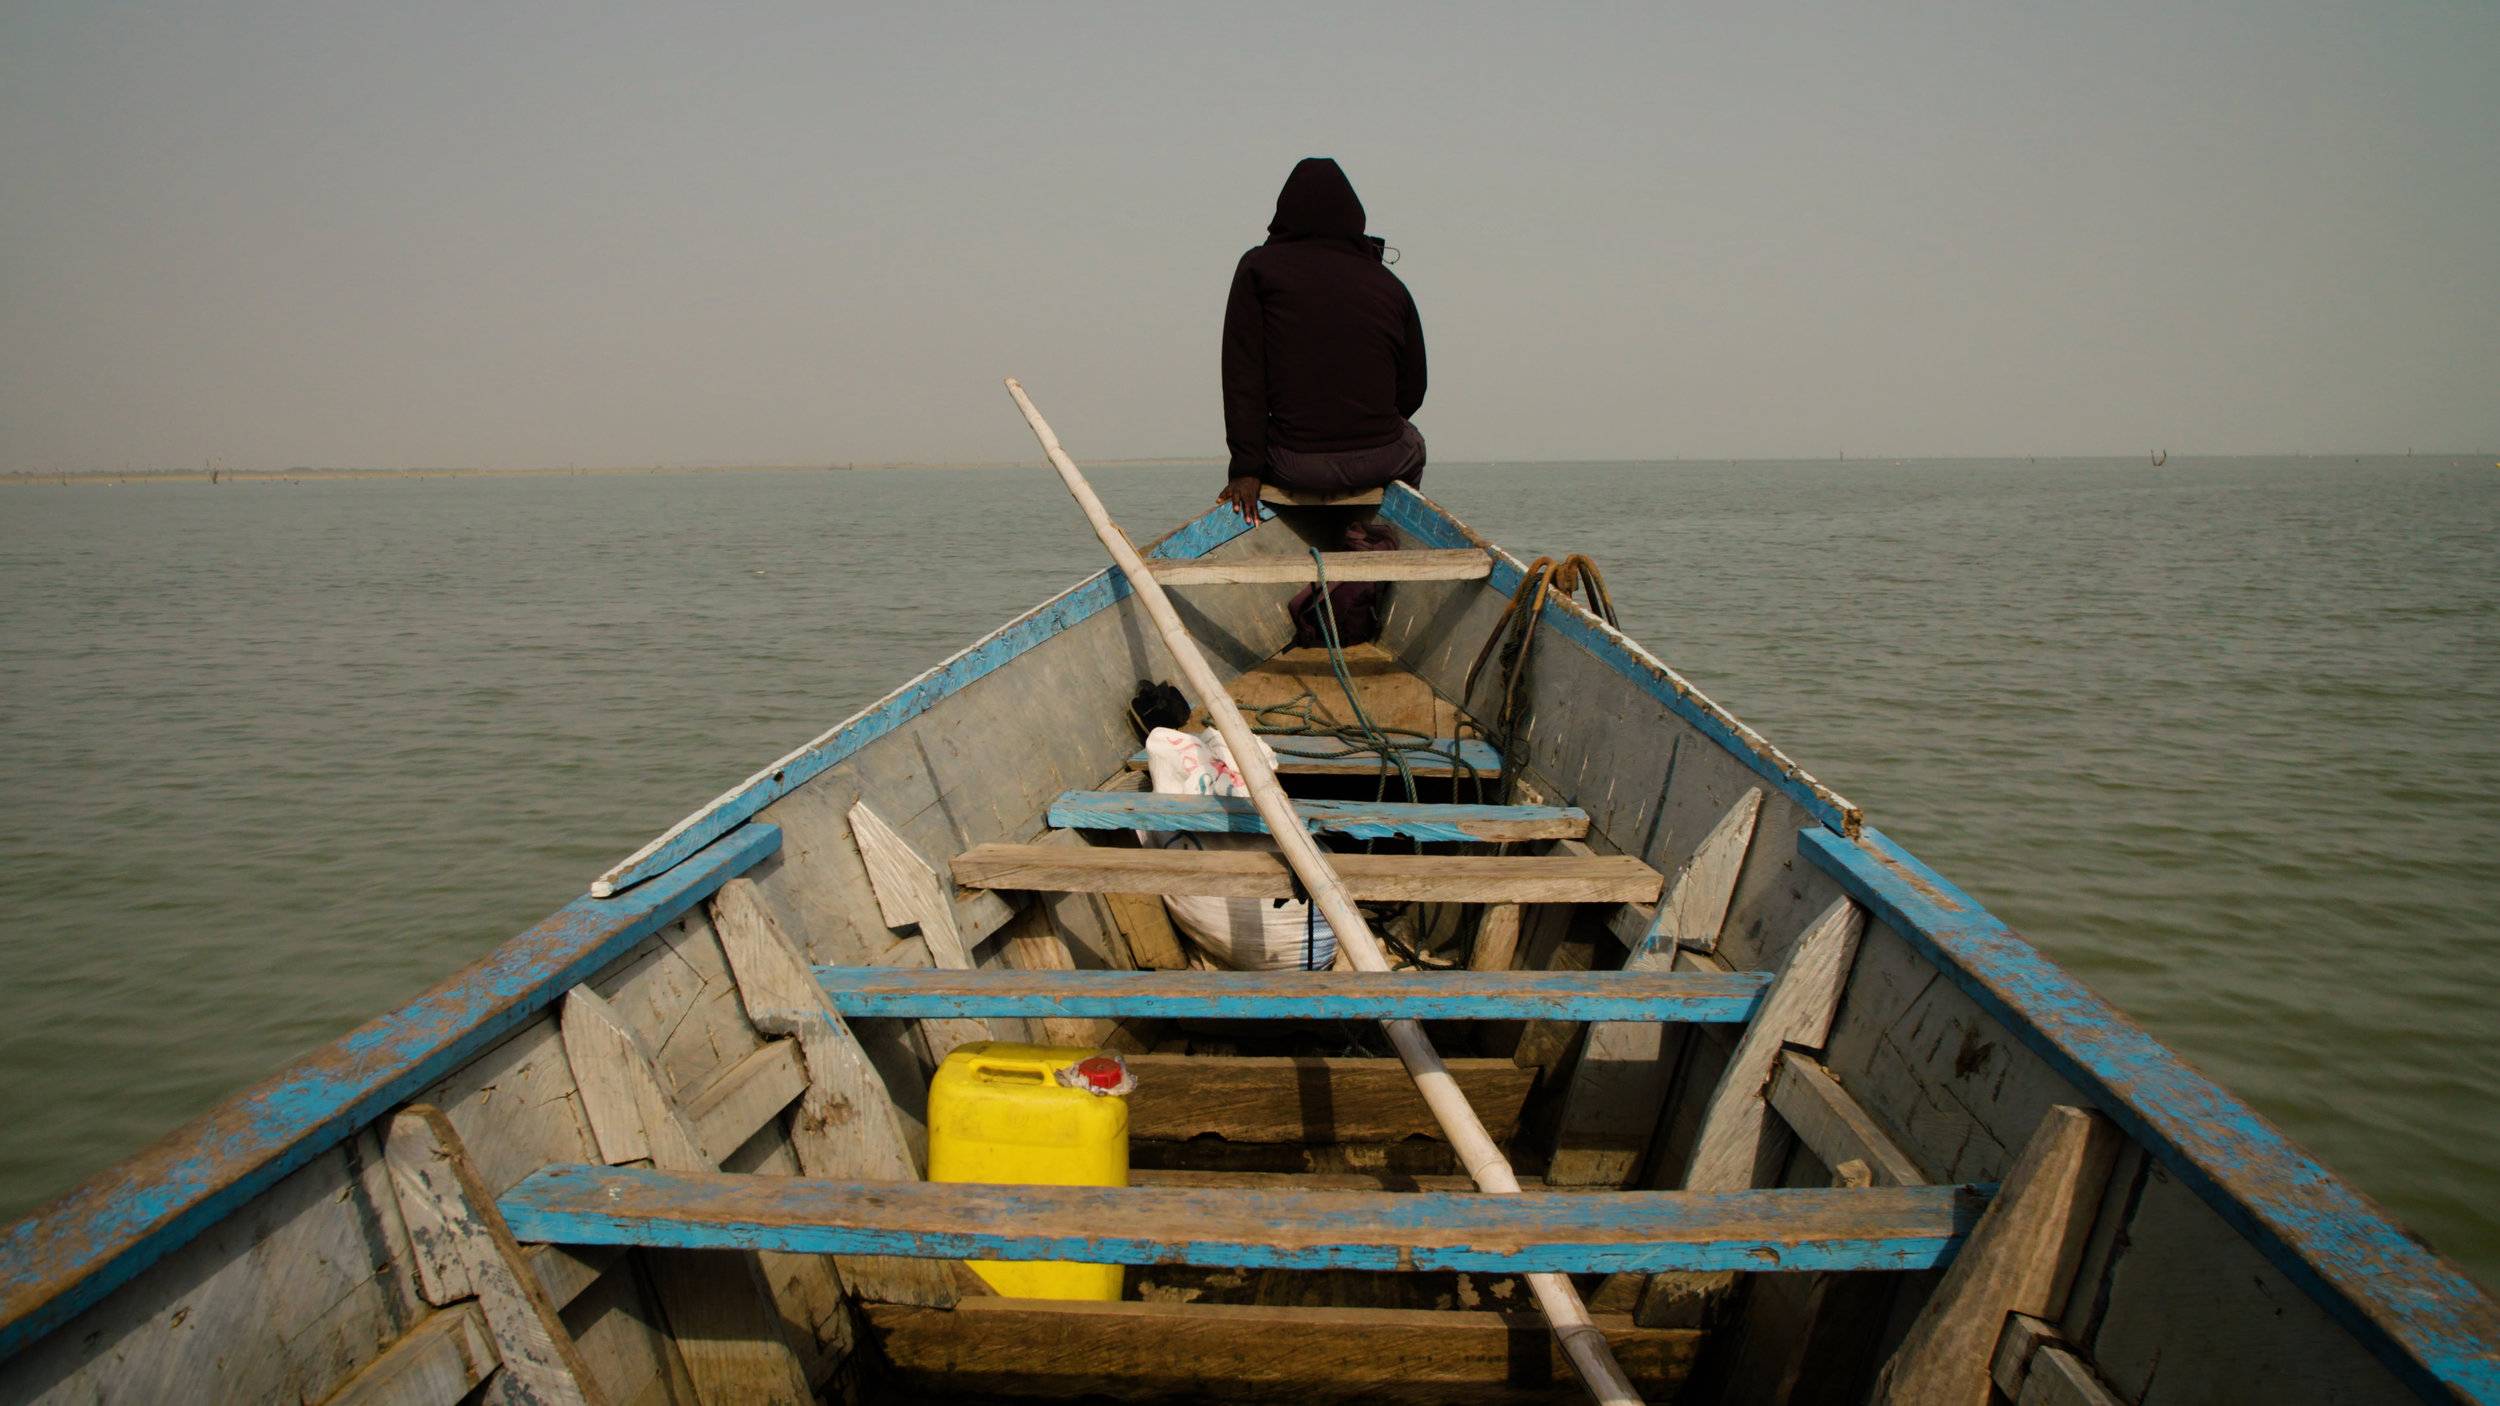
[1005,379,1644,1406]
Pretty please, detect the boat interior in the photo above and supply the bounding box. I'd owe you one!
[0,484,2469,1406]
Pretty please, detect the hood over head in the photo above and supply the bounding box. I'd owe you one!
[1266,158,1369,246]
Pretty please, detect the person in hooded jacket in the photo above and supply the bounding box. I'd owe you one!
[1219,158,1427,525]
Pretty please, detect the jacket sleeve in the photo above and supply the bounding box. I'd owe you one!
[1395,285,1427,419]
[1221,255,1266,482]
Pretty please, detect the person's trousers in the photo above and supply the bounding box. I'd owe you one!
[1265,420,1425,495]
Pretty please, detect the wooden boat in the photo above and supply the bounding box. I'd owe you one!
[3,482,2494,1406]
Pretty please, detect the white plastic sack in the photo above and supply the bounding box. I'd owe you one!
[1140,727,1336,971]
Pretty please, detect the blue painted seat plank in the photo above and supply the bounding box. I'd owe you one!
[1124,735,1505,779]
[813,967,1770,1023]
[498,1165,1990,1276]
[1046,791,1588,843]
[0,823,785,1362]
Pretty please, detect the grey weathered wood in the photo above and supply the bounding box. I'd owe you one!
[318,1302,498,1406]
[556,988,816,1406]
[952,842,1664,904]
[1684,897,1867,1192]
[1765,1052,1927,1188]
[1647,789,1761,958]
[1124,1054,1537,1144]
[996,902,1113,1046]
[383,1106,604,1406]
[709,877,961,1308]
[1104,889,1189,970]
[864,1297,1700,1403]
[847,800,992,1060]
[1873,1105,2121,1406]
[523,1244,620,1314]
[2018,1347,2127,1406]
[1620,898,1865,1325]
[681,1039,807,1163]
[1548,794,1763,1187]
[1468,904,1524,971]
[1990,1312,2066,1401]
[1148,548,1491,585]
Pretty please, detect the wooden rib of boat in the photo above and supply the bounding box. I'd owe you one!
[2,483,2494,1406]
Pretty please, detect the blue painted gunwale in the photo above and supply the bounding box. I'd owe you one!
[590,503,1262,898]
[1374,484,1864,838]
[0,823,785,1364]
[813,967,1771,1023]
[1800,825,2500,1404]
[1047,791,1590,843]
[497,1164,1990,1275]
[1393,482,2499,1400]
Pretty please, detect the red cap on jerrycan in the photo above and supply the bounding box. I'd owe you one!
[1055,1054,1135,1096]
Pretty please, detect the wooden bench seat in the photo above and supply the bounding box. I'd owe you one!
[1124,735,1504,778]
[948,843,1664,904]
[498,1167,1989,1276]
[1048,791,1587,843]
[811,967,1768,1024]
[1145,549,1492,585]
[864,1297,1700,1404]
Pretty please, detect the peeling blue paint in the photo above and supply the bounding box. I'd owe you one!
[813,967,1769,1024]
[1801,825,2500,1405]
[0,823,783,1364]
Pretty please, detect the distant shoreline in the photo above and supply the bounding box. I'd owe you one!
[0,459,1226,485]
[4,453,2488,486]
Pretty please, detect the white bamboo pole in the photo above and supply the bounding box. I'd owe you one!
[1005,379,1644,1406]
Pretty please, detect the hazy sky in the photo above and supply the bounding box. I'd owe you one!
[3,3,2493,471]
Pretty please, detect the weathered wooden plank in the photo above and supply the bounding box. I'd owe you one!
[1122,1054,1538,1143]
[0,824,781,1365]
[1102,890,1188,970]
[1468,905,1524,971]
[951,844,1663,904]
[1685,898,1867,1192]
[812,966,1768,1023]
[2082,1158,2420,1406]
[556,990,814,1406]
[864,1297,1699,1403]
[384,1107,604,1406]
[1547,791,1764,1187]
[1123,735,1505,778]
[1799,824,2500,1405]
[846,800,992,1061]
[1049,791,1588,843]
[318,1302,498,1406]
[708,878,960,1308]
[995,902,1111,1047]
[1147,548,1492,585]
[502,1166,1987,1275]
[1766,1052,1928,1189]
[2019,1347,2127,1406]
[681,1040,808,1166]
[1873,1106,2121,1406]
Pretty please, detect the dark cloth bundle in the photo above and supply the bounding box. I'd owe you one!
[1287,521,1399,648]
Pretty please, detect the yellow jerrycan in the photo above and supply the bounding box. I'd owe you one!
[927,1042,1131,1300]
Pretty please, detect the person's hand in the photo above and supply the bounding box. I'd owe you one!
[1220,476,1265,526]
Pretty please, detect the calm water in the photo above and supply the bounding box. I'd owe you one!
[2,459,2494,1289]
